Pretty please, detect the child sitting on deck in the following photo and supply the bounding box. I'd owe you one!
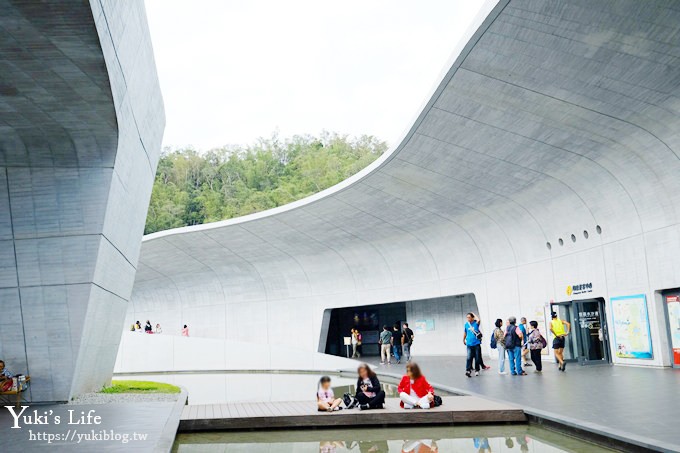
[317,376,343,412]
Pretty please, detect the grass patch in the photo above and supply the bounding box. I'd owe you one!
[101,380,180,394]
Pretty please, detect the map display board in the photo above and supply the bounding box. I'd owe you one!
[413,319,435,334]
[610,294,653,359]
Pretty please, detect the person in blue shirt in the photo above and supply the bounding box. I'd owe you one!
[519,317,531,367]
[463,312,483,377]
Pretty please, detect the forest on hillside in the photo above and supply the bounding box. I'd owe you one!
[144,132,388,234]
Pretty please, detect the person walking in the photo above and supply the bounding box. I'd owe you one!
[402,322,414,362]
[550,311,571,371]
[181,324,189,337]
[355,329,363,357]
[351,329,359,358]
[519,317,531,367]
[492,318,507,374]
[379,325,392,364]
[391,324,402,364]
[504,316,526,376]
[463,312,483,377]
[527,320,544,372]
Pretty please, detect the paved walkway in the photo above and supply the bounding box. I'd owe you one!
[363,355,680,452]
[0,392,186,452]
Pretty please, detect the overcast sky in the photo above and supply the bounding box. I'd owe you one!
[144,0,486,150]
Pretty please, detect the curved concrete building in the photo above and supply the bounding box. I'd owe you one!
[128,0,680,369]
[0,0,164,401]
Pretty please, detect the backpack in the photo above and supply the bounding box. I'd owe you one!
[490,333,497,349]
[404,328,414,345]
[504,325,519,349]
[539,334,547,349]
[433,395,443,407]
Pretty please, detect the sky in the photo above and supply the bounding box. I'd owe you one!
[144,0,486,150]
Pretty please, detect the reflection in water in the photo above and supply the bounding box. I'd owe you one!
[173,426,612,452]
[473,437,490,452]
[402,439,438,452]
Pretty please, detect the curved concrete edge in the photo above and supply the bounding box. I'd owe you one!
[141,0,505,243]
[155,386,188,453]
[372,370,675,453]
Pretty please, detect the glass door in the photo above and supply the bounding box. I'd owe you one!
[664,295,680,368]
[574,300,609,364]
[550,303,578,362]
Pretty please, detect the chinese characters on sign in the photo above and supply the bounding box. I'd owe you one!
[578,310,599,329]
[567,282,593,296]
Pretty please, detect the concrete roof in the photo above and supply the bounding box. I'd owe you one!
[131,0,680,334]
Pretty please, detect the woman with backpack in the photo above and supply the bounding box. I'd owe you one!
[527,320,545,372]
[491,318,507,375]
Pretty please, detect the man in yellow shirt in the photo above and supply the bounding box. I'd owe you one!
[550,312,571,371]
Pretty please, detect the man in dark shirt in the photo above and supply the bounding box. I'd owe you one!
[402,322,414,362]
[391,324,402,364]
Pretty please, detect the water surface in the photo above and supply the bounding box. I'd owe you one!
[173,426,611,452]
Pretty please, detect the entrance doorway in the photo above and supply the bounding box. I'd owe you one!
[550,298,610,365]
[320,294,478,358]
[662,291,680,368]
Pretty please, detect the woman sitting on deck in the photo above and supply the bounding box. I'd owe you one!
[354,363,385,410]
[317,376,343,412]
[0,360,12,391]
[398,362,435,409]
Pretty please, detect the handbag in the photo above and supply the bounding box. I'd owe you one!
[467,322,483,340]
[1,379,12,392]
[433,395,443,407]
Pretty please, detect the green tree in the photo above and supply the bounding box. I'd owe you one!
[144,132,387,234]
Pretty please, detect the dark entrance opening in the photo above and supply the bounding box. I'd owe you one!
[320,294,479,358]
[324,302,407,357]
[550,298,610,365]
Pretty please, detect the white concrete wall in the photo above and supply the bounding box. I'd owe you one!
[404,294,478,357]
[0,0,164,401]
[114,332,357,374]
[127,0,680,370]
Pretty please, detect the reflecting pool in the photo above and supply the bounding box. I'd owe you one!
[114,372,405,405]
[172,426,612,452]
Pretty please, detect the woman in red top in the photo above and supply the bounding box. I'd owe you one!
[398,362,435,409]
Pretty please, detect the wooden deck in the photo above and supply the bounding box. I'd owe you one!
[179,396,526,431]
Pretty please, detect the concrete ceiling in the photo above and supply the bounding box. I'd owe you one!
[132,0,680,315]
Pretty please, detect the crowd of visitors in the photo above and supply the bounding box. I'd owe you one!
[129,321,189,336]
[376,323,414,365]
[472,311,570,376]
[131,320,163,334]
